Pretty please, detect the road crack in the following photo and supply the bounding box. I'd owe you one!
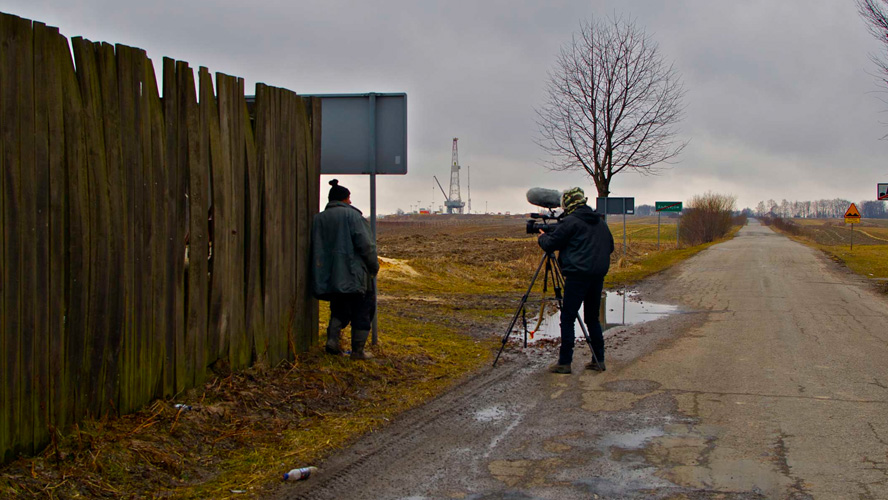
[773,432,813,499]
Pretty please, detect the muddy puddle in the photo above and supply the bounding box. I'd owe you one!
[514,291,678,344]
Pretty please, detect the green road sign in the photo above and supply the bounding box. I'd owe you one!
[655,201,682,212]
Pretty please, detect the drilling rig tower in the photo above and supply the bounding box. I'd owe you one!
[445,138,466,214]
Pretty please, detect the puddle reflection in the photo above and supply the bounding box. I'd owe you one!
[517,291,678,343]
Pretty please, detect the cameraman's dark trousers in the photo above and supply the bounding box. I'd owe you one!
[559,276,605,365]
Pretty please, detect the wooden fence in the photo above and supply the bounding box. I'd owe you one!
[0,12,319,462]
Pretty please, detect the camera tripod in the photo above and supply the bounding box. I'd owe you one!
[493,251,603,370]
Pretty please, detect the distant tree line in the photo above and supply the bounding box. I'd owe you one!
[749,199,888,219]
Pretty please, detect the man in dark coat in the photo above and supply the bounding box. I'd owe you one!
[311,179,379,360]
[538,187,614,374]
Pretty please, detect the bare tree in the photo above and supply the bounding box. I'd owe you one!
[858,0,888,86]
[536,16,687,198]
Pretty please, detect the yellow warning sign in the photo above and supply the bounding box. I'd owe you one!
[845,203,861,224]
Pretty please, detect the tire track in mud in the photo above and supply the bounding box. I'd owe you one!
[277,357,536,500]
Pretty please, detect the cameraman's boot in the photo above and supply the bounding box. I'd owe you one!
[325,318,344,355]
[350,329,375,360]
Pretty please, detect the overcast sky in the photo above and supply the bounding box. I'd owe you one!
[4,0,887,214]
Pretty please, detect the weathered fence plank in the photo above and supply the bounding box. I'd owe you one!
[183,63,203,388]
[0,13,7,462]
[294,96,309,353]
[144,56,165,404]
[259,86,283,364]
[46,27,67,437]
[218,74,248,370]
[116,43,134,413]
[17,14,36,455]
[134,46,155,411]
[215,72,232,365]
[284,93,297,357]
[255,84,272,362]
[32,21,52,452]
[204,69,225,367]
[71,38,106,420]
[97,41,125,417]
[309,97,322,345]
[59,31,88,440]
[233,77,249,370]
[244,94,265,366]
[161,57,178,397]
[195,67,214,382]
[174,61,191,392]
[2,12,26,458]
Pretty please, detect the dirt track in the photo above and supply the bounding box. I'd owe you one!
[274,220,888,499]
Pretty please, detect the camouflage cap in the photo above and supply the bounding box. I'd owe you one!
[561,187,587,214]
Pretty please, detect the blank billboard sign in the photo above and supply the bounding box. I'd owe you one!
[316,93,407,175]
[596,197,635,215]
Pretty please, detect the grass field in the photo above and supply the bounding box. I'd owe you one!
[0,214,736,499]
[769,218,888,284]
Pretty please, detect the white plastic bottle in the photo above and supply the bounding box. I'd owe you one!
[283,466,318,481]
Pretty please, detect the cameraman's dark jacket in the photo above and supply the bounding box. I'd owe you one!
[538,205,614,278]
[311,201,379,300]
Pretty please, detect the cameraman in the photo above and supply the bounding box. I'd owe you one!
[537,187,614,374]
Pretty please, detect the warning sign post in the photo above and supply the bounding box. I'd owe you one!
[845,203,862,250]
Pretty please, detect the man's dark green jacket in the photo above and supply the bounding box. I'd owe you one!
[311,201,379,299]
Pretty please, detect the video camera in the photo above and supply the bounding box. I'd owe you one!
[526,212,563,234]
[525,187,564,234]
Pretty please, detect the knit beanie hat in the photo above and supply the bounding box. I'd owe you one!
[561,187,587,215]
[328,179,350,202]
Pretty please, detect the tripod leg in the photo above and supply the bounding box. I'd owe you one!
[493,252,548,367]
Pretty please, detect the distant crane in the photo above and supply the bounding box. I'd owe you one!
[443,138,466,214]
[434,175,457,215]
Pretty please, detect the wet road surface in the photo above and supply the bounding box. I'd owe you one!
[277,220,888,499]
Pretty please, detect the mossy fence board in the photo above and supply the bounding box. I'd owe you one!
[0,12,320,462]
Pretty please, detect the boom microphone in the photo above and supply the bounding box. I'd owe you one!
[526,187,562,209]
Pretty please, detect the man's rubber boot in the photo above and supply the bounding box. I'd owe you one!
[325,318,344,355]
[350,329,375,360]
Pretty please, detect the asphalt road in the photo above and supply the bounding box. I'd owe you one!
[277,219,888,499]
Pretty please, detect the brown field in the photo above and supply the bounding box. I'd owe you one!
[788,218,888,246]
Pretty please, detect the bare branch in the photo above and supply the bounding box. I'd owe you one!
[859,0,888,87]
[536,15,687,197]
